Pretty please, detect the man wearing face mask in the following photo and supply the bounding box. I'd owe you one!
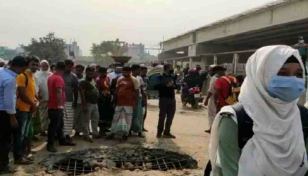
[14,56,40,164]
[35,60,51,136]
[155,64,176,139]
[294,36,308,75]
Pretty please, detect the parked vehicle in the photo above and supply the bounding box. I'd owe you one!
[181,86,204,109]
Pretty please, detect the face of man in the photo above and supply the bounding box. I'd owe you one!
[141,69,147,77]
[29,61,40,73]
[41,62,49,71]
[86,70,95,79]
[133,68,141,76]
[122,70,131,78]
[65,64,74,73]
[75,67,84,77]
[100,71,107,77]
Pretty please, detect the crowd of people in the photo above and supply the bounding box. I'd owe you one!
[0,56,180,174]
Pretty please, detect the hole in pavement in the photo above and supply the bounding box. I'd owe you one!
[40,147,198,175]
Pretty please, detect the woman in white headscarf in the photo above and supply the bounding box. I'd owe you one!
[208,45,308,176]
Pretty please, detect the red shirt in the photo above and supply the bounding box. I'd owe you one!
[96,76,110,92]
[48,73,66,109]
[214,75,235,107]
[116,77,138,107]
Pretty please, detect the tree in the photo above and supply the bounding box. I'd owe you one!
[22,33,67,63]
[91,39,128,64]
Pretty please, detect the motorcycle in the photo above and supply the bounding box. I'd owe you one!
[181,84,204,109]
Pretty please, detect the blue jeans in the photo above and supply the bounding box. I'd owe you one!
[13,110,32,160]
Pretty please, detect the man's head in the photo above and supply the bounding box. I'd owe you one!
[85,67,95,79]
[10,56,28,74]
[50,64,56,72]
[208,65,216,77]
[164,64,172,74]
[115,66,123,74]
[196,65,202,72]
[141,67,148,77]
[64,59,74,73]
[122,66,132,78]
[298,36,305,43]
[55,61,66,74]
[98,67,107,77]
[75,64,85,78]
[40,60,49,72]
[132,64,141,76]
[213,66,227,76]
[26,55,40,73]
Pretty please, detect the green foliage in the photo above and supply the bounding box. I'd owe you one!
[0,47,18,60]
[22,33,67,63]
[91,39,128,64]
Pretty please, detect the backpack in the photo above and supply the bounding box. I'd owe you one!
[233,103,308,149]
[204,103,308,176]
[17,73,28,99]
[221,76,240,105]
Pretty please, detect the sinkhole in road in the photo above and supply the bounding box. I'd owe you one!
[40,147,198,176]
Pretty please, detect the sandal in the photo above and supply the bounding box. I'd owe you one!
[84,136,94,143]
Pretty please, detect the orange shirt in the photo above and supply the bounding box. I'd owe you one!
[16,70,36,112]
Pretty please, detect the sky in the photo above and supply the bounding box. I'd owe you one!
[0,0,276,56]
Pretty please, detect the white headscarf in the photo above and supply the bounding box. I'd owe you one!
[210,45,308,176]
[238,45,308,176]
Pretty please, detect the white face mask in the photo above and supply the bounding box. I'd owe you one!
[299,40,305,43]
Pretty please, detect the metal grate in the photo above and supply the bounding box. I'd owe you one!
[41,148,198,176]
[51,158,94,175]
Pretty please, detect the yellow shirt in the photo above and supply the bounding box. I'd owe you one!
[16,69,36,112]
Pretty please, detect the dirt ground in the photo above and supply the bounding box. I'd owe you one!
[6,95,210,176]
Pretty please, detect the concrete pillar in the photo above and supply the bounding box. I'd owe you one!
[233,53,239,74]
[201,56,207,70]
[189,57,193,68]
[214,55,218,65]
[173,59,176,69]
[180,59,184,68]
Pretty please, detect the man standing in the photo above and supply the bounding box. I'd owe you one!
[0,56,27,173]
[108,66,122,86]
[214,66,235,112]
[183,63,190,76]
[96,67,113,136]
[108,66,139,140]
[140,66,148,132]
[62,60,78,144]
[14,56,40,164]
[73,64,85,136]
[131,65,144,138]
[47,62,75,152]
[79,67,100,143]
[204,65,218,133]
[155,64,176,139]
[294,36,308,74]
[35,60,51,135]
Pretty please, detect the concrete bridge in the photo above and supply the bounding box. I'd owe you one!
[159,0,308,74]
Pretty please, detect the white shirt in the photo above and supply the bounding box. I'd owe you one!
[35,71,51,101]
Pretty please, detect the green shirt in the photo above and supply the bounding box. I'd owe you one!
[217,114,308,176]
[79,79,99,104]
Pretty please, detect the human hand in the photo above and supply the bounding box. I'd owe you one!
[10,116,18,129]
[204,99,209,106]
[167,82,174,87]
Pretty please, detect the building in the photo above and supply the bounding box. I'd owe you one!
[65,41,83,59]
